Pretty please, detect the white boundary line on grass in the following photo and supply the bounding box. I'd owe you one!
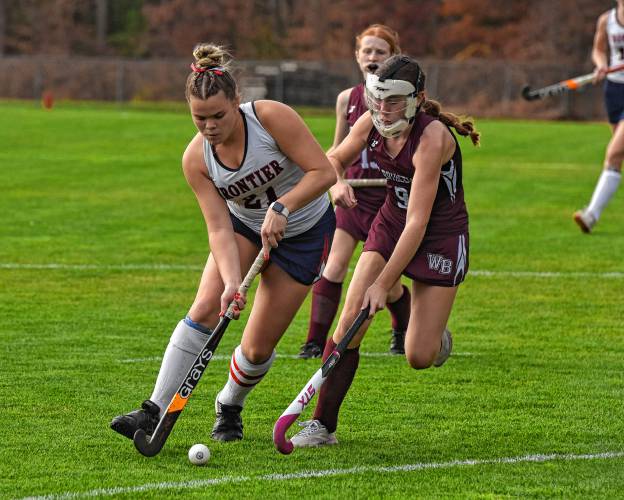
[470,270,624,279]
[0,263,203,271]
[20,451,624,500]
[118,352,474,364]
[1,262,623,279]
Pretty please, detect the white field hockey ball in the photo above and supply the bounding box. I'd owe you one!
[188,443,210,465]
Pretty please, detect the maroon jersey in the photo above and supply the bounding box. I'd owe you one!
[367,112,468,239]
[343,83,385,213]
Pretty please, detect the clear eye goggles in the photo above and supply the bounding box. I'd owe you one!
[366,94,410,114]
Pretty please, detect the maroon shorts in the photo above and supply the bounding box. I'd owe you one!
[335,185,386,241]
[363,215,469,287]
[335,204,378,242]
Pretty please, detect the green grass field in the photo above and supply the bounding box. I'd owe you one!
[1,100,623,499]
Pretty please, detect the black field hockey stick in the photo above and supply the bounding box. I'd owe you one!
[273,306,370,455]
[133,250,267,457]
[522,63,624,101]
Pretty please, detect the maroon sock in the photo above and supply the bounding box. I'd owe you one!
[387,285,410,332]
[313,338,360,433]
[306,277,342,348]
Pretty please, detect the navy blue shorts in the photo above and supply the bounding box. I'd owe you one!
[230,206,336,286]
[604,80,624,124]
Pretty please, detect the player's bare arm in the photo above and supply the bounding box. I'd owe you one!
[327,111,373,208]
[252,100,335,253]
[255,100,336,212]
[327,88,352,155]
[182,132,244,312]
[329,111,372,178]
[593,12,609,81]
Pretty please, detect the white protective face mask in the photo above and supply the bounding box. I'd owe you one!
[365,73,418,138]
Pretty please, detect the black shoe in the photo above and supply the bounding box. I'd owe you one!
[298,341,323,359]
[110,400,160,440]
[212,399,243,442]
[389,330,405,355]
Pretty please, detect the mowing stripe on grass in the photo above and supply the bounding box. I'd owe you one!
[117,352,475,363]
[20,451,624,500]
[481,161,588,171]
[1,262,623,279]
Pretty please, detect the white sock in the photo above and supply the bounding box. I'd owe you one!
[149,319,211,415]
[217,345,276,408]
[587,168,621,220]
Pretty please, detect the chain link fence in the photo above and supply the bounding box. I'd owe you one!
[0,56,606,120]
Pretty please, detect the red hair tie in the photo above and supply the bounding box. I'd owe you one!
[191,63,224,75]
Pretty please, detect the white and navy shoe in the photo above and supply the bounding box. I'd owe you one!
[573,208,596,234]
[433,329,453,367]
[290,420,338,448]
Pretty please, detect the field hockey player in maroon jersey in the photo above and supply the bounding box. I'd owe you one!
[291,55,480,447]
[300,24,412,359]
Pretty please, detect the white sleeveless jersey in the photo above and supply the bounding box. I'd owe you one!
[607,8,624,83]
[203,101,330,237]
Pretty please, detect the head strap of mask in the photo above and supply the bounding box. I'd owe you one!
[365,56,423,138]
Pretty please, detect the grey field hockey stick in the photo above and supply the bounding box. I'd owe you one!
[522,63,624,101]
[345,178,387,188]
[133,250,267,457]
[273,306,370,455]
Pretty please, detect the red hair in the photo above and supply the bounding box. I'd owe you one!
[355,24,401,55]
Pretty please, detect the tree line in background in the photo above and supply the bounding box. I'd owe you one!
[0,0,614,64]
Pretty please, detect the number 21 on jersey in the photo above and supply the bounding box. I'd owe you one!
[242,186,278,209]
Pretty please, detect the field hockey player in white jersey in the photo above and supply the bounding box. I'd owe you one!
[573,1,624,233]
[110,43,336,443]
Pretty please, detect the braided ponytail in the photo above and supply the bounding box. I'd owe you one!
[423,99,480,146]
